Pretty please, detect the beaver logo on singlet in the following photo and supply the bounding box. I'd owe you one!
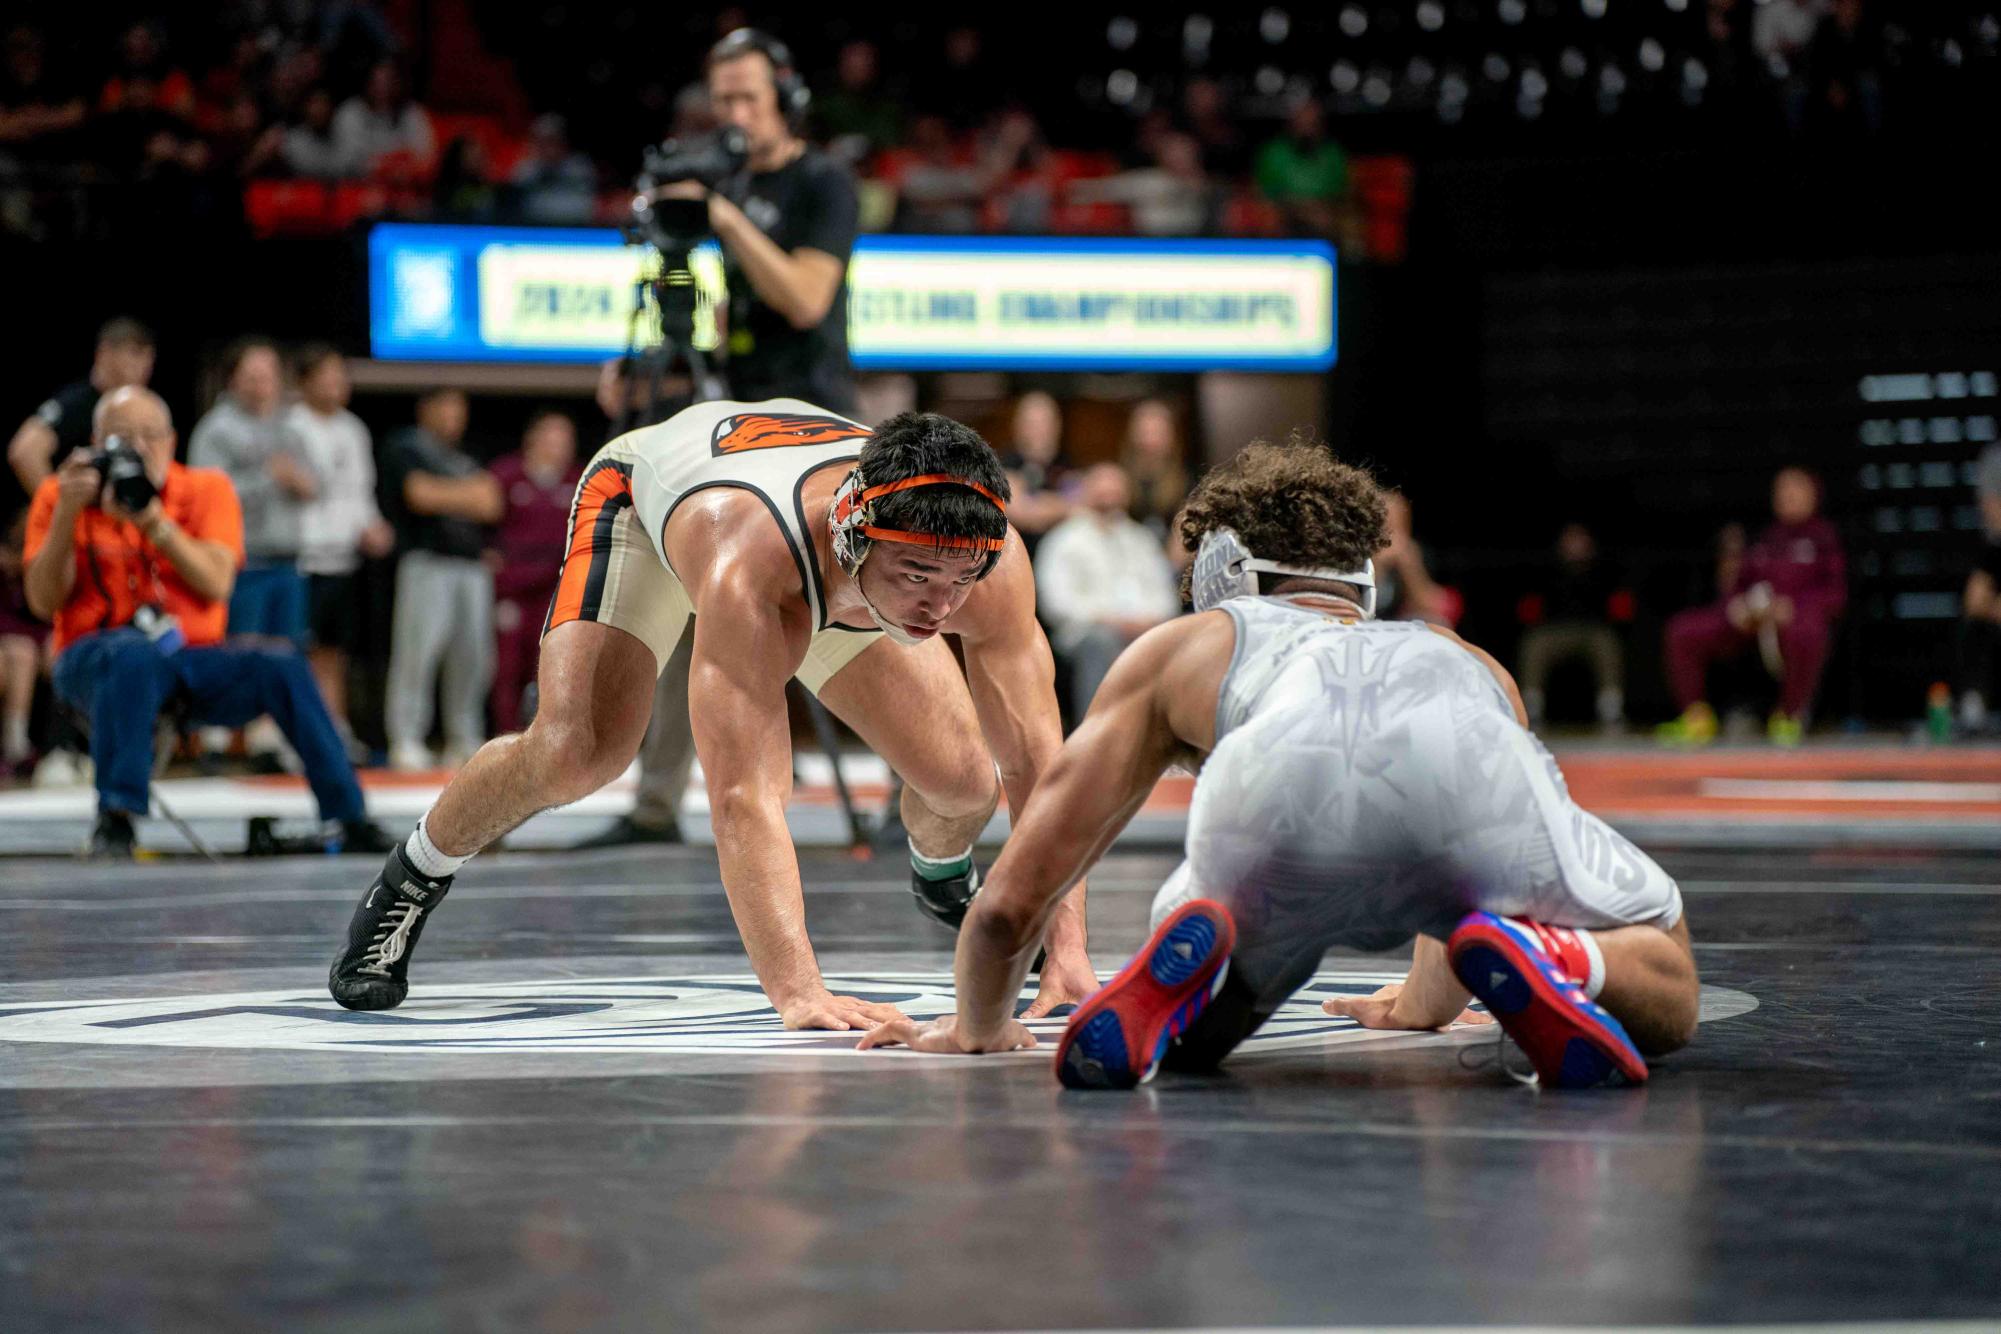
[711,412,870,456]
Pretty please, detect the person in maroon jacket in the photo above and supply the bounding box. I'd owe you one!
[1659,467,1847,746]
[486,410,581,734]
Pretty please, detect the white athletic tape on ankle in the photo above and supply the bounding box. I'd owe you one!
[1577,929,1606,1000]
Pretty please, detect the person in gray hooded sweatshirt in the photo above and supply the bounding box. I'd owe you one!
[188,339,320,648]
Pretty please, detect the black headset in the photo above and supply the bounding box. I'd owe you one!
[708,27,811,130]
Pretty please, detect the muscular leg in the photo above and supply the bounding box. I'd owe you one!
[816,636,999,858]
[423,620,658,856]
[1589,917,1699,1056]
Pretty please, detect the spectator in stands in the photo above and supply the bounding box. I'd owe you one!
[1376,492,1454,624]
[189,339,317,649]
[22,387,385,857]
[1255,98,1349,239]
[979,108,1058,234]
[1035,463,1182,721]
[433,133,498,218]
[1660,466,1846,747]
[918,26,1001,131]
[287,345,391,748]
[510,114,596,224]
[332,58,432,179]
[279,87,345,178]
[207,89,286,178]
[8,317,155,506]
[1800,0,1883,137]
[0,510,43,776]
[815,40,902,162]
[99,23,194,122]
[1952,438,2001,732]
[380,388,500,771]
[1069,131,1214,237]
[0,25,86,163]
[93,55,208,179]
[1180,77,1247,177]
[1515,522,1632,731]
[1752,0,1827,70]
[997,390,1072,552]
[1120,399,1190,545]
[895,114,988,233]
[487,410,580,734]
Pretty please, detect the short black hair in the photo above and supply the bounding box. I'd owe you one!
[97,316,153,350]
[858,411,1011,567]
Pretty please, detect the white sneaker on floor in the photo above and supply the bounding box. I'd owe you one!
[388,742,435,773]
[33,749,87,788]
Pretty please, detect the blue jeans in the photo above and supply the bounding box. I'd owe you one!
[228,563,308,647]
[52,629,365,822]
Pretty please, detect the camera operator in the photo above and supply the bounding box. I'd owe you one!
[666,28,859,413]
[579,29,858,849]
[23,387,386,858]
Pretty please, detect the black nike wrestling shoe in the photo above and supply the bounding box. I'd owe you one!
[911,863,981,931]
[328,846,453,1011]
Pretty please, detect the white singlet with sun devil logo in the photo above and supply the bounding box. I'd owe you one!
[1152,595,1683,1011]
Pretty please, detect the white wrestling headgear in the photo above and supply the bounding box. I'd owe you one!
[1191,527,1376,618]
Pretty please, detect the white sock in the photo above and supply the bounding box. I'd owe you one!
[403,814,472,879]
[1575,929,1607,1000]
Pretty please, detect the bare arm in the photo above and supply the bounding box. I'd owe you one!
[952,623,1194,1047]
[683,553,910,1033]
[24,470,88,619]
[708,195,845,331]
[7,418,56,494]
[134,504,236,603]
[956,538,1092,966]
[404,471,504,523]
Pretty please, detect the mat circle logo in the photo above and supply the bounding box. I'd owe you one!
[0,971,1454,1059]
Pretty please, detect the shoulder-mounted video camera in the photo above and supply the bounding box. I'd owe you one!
[629,126,749,252]
[92,434,158,514]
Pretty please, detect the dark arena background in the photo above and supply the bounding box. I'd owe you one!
[1,4,1996,1332]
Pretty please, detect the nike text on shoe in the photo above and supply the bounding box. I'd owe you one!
[1447,911,1648,1089]
[328,846,453,1011]
[1055,899,1237,1090]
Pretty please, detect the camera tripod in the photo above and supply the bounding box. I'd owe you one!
[613,248,871,851]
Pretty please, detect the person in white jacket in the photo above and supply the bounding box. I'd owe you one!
[286,345,392,745]
[1034,463,1181,720]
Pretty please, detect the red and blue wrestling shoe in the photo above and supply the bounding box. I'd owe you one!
[1447,912,1649,1089]
[1055,900,1236,1090]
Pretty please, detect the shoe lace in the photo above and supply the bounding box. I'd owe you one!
[1458,1021,1540,1088]
[360,900,424,976]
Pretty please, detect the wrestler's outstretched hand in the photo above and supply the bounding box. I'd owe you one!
[780,990,910,1032]
[1322,983,1493,1031]
[1021,949,1100,1019]
[856,1014,1037,1054]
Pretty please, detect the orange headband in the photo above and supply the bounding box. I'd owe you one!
[835,472,1009,554]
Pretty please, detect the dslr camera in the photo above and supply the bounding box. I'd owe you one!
[91,434,159,513]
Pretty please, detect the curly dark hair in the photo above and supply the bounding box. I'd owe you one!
[1177,439,1389,601]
